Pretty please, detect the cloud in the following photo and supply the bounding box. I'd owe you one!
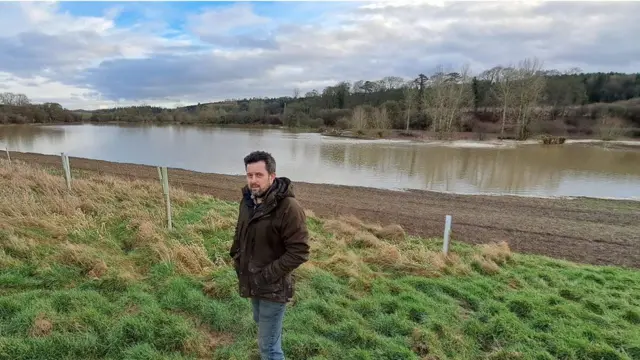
[188,3,278,49]
[0,1,639,110]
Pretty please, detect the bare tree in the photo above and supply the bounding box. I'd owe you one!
[381,76,406,90]
[493,66,518,136]
[402,81,418,131]
[371,106,390,129]
[14,93,30,106]
[422,64,474,138]
[512,57,546,140]
[0,92,31,106]
[597,116,627,140]
[485,58,547,139]
[248,100,265,119]
[350,106,368,130]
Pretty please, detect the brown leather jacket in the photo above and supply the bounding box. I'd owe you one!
[229,177,310,303]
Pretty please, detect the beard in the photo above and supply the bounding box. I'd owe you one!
[249,178,275,199]
[250,187,263,197]
[250,185,268,198]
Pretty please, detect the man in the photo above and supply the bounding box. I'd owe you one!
[229,151,310,360]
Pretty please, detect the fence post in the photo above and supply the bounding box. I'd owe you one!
[158,166,172,230]
[61,152,71,190]
[442,215,452,255]
[5,148,10,163]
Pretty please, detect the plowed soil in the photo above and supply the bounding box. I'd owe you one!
[5,151,640,268]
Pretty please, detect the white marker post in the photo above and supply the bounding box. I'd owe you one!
[158,166,172,230]
[61,152,71,190]
[442,215,452,255]
[5,148,10,163]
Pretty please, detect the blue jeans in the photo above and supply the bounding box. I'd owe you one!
[252,298,286,360]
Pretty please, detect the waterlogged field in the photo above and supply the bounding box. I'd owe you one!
[0,160,639,360]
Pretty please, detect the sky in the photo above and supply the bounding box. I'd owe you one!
[1,1,639,110]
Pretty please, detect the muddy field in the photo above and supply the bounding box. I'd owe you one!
[4,151,640,268]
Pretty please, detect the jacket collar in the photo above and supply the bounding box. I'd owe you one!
[241,177,294,209]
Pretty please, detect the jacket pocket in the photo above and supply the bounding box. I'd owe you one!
[248,265,283,297]
[253,275,283,295]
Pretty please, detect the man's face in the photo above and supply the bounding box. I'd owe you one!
[246,160,275,197]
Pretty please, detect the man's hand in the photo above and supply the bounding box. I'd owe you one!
[251,270,270,287]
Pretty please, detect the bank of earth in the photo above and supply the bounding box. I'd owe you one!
[1,160,639,360]
[4,151,639,269]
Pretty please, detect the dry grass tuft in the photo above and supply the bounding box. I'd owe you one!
[324,215,406,243]
[87,260,108,279]
[304,209,316,218]
[315,213,500,279]
[480,241,512,265]
[18,217,68,240]
[130,219,163,246]
[57,243,104,274]
[349,231,383,248]
[202,280,234,300]
[78,199,98,215]
[441,252,472,275]
[321,214,430,276]
[323,219,359,236]
[338,214,387,234]
[137,220,160,241]
[189,209,237,233]
[0,251,21,268]
[423,251,448,272]
[151,241,173,264]
[173,244,213,276]
[0,231,34,260]
[183,319,234,358]
[472,255,501,275]
[363,242,403,267]
[169,190,192,207]
[338,214,364,227]
[324,251,374,280]
[410,328,430,357]
[144,240,212,276]
[373,224,406,242]
[0,160,218,278]
[29,314,53,337]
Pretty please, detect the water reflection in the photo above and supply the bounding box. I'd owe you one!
[1,124,639,199]
[317,141,640,196]
[0,125,66,150]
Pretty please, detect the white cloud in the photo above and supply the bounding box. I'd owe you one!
[189,3,271,36]
[0,1,639,110]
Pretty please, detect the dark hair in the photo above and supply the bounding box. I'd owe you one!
[244,151,276,174]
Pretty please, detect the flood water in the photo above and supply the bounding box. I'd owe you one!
[1,124,639,199]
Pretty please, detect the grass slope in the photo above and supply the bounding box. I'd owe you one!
[0,160,639,360]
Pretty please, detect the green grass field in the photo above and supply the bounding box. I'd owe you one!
[1,160,639,360]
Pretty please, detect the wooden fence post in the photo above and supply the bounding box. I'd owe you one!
[442,215,452,255]
[158,166,172,230]
[61,152,71,190]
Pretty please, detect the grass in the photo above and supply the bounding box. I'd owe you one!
[1,159,639,360]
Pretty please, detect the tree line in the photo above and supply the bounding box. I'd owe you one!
[2,57,640,140]
[0,93,82,124]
